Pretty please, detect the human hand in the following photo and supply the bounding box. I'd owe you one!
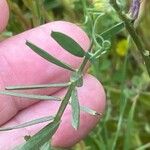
[0,0,106,149]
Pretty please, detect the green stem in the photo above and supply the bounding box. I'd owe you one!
[54,44,92,122]
[79,41,93,72]
[54,42,93,126]
[54,83,75,122]
[78,56,89,73]
[110,0,150,76]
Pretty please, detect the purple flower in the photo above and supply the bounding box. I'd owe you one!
[129,0,141,19]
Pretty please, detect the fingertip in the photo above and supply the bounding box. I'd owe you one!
[0,75,106,149]
[0,0,9,33]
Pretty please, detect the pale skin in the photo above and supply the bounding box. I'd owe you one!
[0,0,106,149]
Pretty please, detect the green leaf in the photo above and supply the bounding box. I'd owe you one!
[17,121,60,150]
[0,116,54,131]
[71,88,80,130]
[100,22,125,40]
[80,106,101,116]
[0,91,61,101]
[51,31,85,57]
[40,142,51,150]
[26,41,75,71]
[6,82,70,90]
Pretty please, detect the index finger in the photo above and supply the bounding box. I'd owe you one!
[0,0,9,32]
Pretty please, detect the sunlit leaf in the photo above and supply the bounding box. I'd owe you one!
[0,116,54,131]
[0,91,61,101]
[136,143,150,150]
[17,121,60,150]
[6,82,70,90]
[51,31,85,57]
[26,41,75,71]
[71,88,80,130]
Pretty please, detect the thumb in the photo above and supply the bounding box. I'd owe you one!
[0,0,9,33]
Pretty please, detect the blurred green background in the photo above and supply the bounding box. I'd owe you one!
[1,0,150,150]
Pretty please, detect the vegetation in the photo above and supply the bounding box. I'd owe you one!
[0,0,150,150]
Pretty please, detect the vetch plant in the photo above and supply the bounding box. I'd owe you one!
[0,29,109,149]
[0,0,150,149]
[110,0,150,76]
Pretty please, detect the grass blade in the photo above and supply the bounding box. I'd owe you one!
[71,88,80,130]
[123,95,138,150]
[136,143,150,150]
[0,116,54,131]
[26,41,75,71]
[6,82,70,90]
[17,121,60,150]
[0,91,61,101]
[51,31,85,57]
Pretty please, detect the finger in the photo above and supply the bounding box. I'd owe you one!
[0,0,9,33]
[0,21,90,125]
[0,74,106,149]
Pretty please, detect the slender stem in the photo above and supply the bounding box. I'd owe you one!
[81,0,88,16]
[78,56,89,73]
[54,42,93,123]
[54,83,75,122]
[79,41,93,72]
[110,0,150,76]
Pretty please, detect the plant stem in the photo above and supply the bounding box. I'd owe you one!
[54,83,75,122]
[54,43,92,123]
[78,56,89,73]
[110,0,150,76]
[79,41,93,72]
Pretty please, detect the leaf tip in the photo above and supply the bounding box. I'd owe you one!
[51,30,56,37]
[26,40,30,46]
[95,112,103,116]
